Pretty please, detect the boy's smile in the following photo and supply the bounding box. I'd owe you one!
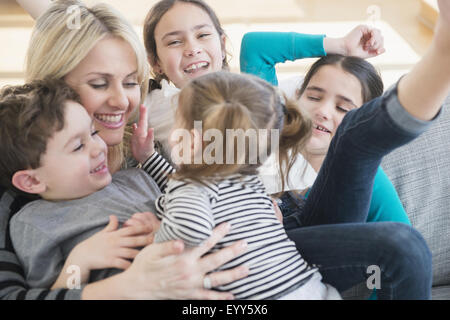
[35,101,112,201]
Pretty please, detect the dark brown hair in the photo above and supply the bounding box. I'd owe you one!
[143,0,229,89]
[297,54,384,103]
[0,79,81,194]
[172,71,311,192]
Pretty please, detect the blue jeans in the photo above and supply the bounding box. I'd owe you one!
[281,87,434,299]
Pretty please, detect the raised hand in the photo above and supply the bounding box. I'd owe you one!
[324,24,385,59]
[131,104,156,164]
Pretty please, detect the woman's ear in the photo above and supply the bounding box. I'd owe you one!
[11,170,46,195]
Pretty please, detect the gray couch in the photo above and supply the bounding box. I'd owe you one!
[342,94,450,300]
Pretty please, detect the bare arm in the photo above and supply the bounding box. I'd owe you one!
[16,0,52,19]
[398,0,450,121]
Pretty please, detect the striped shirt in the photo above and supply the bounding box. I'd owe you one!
[149,156,319,300]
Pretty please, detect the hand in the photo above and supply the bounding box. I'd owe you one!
[131,104,155,164]
[272,199,283,225]
[123,211,161,241]
[72,215,154,271]
[324,25,385,59]
[120,223,249,300]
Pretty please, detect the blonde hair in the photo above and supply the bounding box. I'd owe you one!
[25,0,150,170]
[173,71,312,192]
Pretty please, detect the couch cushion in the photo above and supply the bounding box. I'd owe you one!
[381,94,450,288]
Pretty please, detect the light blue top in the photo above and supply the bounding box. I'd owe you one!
[240,31,411,225]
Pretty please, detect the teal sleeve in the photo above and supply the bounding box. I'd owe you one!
[304,167,411,225]
[240,32,326,86]
[367,167,411,225]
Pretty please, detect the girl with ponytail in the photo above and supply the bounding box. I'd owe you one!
[133,71,341,300]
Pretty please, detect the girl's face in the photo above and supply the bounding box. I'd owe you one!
[153,2,226,88]
[299,65,363,155]
[65,37,141,147]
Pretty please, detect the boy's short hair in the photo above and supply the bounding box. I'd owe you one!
[0,79,81,194]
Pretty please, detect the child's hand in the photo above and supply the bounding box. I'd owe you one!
[73,215,154,271]
[342,25,385,58]
[131,104,155,164]
[51,215,154,289]
[272,199,283,225]
[124,212,161,240]
[324,25,385,59]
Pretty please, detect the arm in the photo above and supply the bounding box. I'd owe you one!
[367,167,411,225]
[16,0,52,20]
[397,0,450,122]
[240,25,384,86]
[240,32,326,85]
[154,181,215,248]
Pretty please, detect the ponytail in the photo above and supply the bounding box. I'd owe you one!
[278,96,312,192]
[174,99,256,181]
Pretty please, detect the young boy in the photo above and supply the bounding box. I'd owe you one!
[0,79,163,289]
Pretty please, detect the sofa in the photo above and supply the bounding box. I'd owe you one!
[342,93,450,300]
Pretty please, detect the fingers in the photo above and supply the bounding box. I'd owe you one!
[139,239,185,260]
[198,240,248,274]
[104,215,119,232]
[119,234,154,248]
[193,223,231,257]
[137,104,148,134]
[208,265,249,288]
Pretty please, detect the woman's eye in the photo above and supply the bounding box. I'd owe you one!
[90,83,107,89]
[198,33,211,39]
[124,82,139,88]
[308,96,321,101]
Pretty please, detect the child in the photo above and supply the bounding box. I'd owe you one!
[0,80,164,289]
[240,31,410,225]
[150,71,342,300]
[142,0,385,159]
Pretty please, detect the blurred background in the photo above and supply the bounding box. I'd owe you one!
[0,0,438,88]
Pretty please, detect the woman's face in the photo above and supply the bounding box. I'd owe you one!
[65,37,141,147]
[153,2,226,88]
[299,65,364,155]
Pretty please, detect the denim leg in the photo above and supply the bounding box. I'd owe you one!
[286,222,432,300]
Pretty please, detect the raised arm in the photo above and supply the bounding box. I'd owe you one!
[240,32,326,85]
[16,0,52,20]
[397,0,450,121]
[240,25,384,86]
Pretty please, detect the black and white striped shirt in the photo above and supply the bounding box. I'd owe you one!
[149,157,319,300]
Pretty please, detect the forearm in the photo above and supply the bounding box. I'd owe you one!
[240,32,326,85]
[398,18,450,121]
[16,0,52,19]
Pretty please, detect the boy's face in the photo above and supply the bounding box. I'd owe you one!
[35,101,112,201]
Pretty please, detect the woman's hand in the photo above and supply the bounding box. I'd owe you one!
[324,24,385,59]
[119,223,249,300]
[131,104,156,164]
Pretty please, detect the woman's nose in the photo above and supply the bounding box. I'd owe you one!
[108,84,128,110]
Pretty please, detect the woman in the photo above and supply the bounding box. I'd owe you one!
[0,0,248,300]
